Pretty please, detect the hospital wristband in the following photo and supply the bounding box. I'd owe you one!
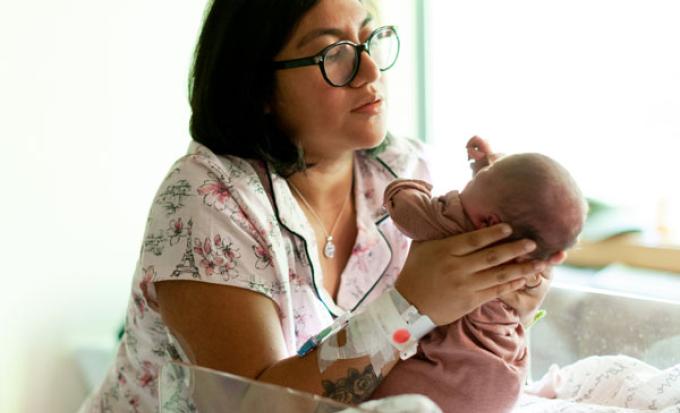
[369,288,436,360]
[315,288,436,375]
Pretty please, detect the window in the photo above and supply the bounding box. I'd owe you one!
[385,0,680,244]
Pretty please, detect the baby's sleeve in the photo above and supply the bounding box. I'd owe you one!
[383,179,439,241]
[384,179,468,241]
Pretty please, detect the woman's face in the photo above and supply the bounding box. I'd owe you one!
[272,0,388,163]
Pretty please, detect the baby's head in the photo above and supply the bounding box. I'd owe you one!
[460,153,587,260]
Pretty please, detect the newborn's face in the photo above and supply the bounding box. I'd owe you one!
[460,166,503,229]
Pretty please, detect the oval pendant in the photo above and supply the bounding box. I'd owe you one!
[323,236,335,258]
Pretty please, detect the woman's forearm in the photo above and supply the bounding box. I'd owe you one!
[257,338,399,405]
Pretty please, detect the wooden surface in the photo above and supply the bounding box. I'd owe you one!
[566,233,680,273]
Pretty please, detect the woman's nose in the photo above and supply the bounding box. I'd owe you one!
[349,48,381,88]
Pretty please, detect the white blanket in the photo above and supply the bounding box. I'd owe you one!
[517,355,680,412]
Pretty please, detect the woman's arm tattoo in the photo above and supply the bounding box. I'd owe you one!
[321,364,382,405]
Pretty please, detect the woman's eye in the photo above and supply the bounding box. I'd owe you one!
[326,49,342,61]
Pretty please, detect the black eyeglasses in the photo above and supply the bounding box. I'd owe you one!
[272,25,400,87]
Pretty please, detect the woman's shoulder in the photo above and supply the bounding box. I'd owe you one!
[173,141,261,182]
[151,141,275,221]
[168,141,268,193]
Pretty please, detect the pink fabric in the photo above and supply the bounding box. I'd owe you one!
[372,178,528,413]
[383,179,475,240]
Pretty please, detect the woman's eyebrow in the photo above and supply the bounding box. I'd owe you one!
[296,15,374,49]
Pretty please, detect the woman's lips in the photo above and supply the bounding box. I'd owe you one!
[351,99,383,114]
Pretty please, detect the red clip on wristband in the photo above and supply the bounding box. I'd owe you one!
[392,328,411,344]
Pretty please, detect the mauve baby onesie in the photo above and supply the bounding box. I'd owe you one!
[370,179,527,413]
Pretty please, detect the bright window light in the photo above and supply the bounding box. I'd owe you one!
[418,1,680,241]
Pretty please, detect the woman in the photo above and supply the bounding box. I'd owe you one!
[79,0,560,411]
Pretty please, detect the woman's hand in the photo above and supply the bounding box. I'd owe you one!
[499,250,566,325]
[395,224,546,326]
[500,265,553,326]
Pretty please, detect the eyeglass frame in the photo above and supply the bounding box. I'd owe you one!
[272,25,400,87]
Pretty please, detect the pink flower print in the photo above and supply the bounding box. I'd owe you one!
[199,258,217,277]
[253,244,273,270]
[197,177,231,210]
[193,240,204,256]
[128,395,140,413]
[203,237,212,256]
[194,235,240,281]
[255,220,272,241]
[167,218,185,246]
[132,293,146,322]
[350,243,373,272]
[140,266,160,312]
[216,234,240,262]
[138,361,157,390]
[351,243,371,256]
[289,269,305,287]
[117,369,127,385]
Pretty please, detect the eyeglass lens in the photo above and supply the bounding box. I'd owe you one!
[323,44,358,86]
[323,28,399,86]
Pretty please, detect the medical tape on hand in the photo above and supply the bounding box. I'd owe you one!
[316,288,436,375]
[318,309,388,374]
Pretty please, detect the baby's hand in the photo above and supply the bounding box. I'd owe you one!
[466,136,493,161]
[500,268,553,326]
[466,136,503,175]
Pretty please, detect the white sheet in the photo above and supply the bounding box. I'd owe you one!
[515,355,680,413]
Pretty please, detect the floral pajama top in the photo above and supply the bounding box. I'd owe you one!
[79,136,430,412]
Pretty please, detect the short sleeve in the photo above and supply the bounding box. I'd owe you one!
[139,152,289,306]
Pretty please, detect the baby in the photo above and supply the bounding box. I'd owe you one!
[370,137,588,413]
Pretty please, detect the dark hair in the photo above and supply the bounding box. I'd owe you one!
[189,0,317,176]
[189,0,388,176]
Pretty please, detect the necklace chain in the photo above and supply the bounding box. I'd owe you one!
[288,181,350,259]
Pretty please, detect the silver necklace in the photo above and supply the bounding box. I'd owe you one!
[288,181,350,259]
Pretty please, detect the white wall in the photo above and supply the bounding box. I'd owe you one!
[0,1,206,411]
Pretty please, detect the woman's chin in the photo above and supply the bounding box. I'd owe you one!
[351,124,388,150]
[367,133,388,149]
[354,135,386,152]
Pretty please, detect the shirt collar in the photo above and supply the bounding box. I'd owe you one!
[266,152,396,316]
